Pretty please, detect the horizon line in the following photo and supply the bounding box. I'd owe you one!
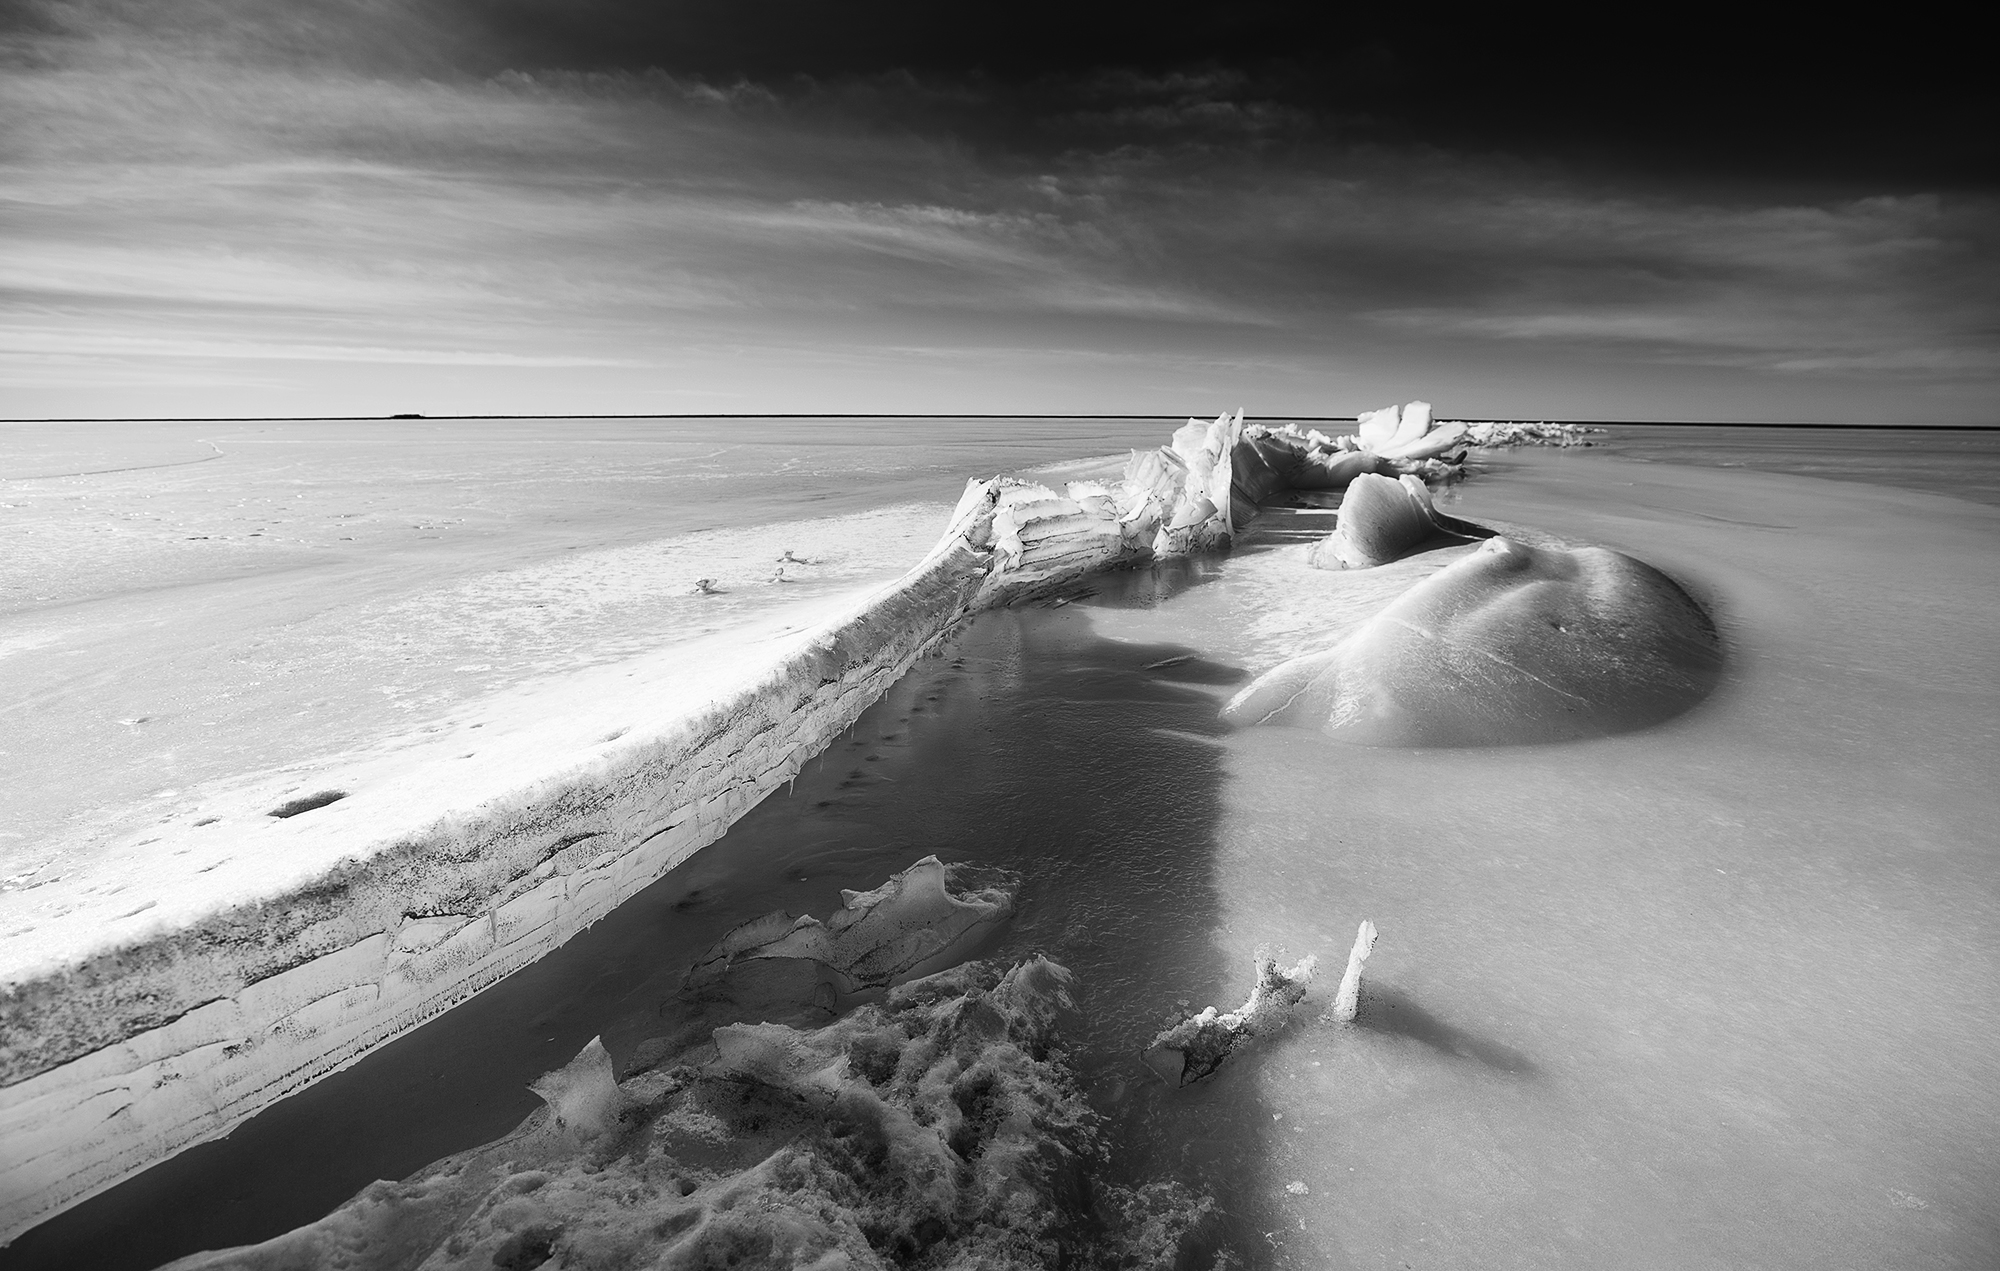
[3,414,1996,430]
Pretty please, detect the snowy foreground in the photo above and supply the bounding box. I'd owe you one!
[0,406,1481,1240]
[7,412,1997,1269]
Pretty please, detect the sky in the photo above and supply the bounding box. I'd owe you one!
[2,1,1995,422]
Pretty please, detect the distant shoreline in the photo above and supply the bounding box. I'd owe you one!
[4,415,1995,429]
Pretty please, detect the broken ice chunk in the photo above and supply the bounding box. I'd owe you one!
[527,1035,627,1142]
[683,855,1012,993]
[1142,952,1318,1086]
[1355,404,1405,453]
[1328,920,1377,1023]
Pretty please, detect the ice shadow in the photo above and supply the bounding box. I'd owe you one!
[1354,983,1538,1076]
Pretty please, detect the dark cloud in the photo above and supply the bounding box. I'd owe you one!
[1,0,1995,419]
[419,2,1998,191]
[15,0,1990,186]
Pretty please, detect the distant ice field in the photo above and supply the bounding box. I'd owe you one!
[1588,422,2000,506]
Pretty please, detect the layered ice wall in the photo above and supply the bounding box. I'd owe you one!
[1,485,1001,1241]
[0,406,1477,1242]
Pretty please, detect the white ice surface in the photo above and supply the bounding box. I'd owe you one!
[0,420,981,975]
[1086,450,2000,1269]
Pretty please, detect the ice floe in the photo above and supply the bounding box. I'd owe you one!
[1141,951,1318,1087]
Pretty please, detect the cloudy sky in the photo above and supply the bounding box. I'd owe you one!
[3,1,1994,421]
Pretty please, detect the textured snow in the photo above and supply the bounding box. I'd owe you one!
[158,957,1218,1271]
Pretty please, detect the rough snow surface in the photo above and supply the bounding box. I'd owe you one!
[159,958,1219,1271]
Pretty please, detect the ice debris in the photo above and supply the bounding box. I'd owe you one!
[1142,952,1318,1087]
[1307,472,1484,570]
[1462,420,1603,448]
[525,1036,628,1143]
[969,404,1497,607]
[1328,921,1377,1023]
[683,855,1012,993]
[160,958,1221,1270]
[1354,400,1470,462]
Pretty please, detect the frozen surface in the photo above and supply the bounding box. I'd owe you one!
[1225,534,1723,745]
[1589,423,2000,506]
[1304,473,1466,570]
[1090,447,2000,1268]
[10,426,1998,1270]
[0,415,1177,907]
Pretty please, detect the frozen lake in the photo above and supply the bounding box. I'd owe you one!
[4,422,1997,1269]
[0,417,1172,899]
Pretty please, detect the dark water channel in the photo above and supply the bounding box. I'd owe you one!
[6,557,1289,1270]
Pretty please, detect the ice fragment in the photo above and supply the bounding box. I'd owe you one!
[684,855,1011,992]
[1329,920,1377,1023]
[1142,952,1318,1086]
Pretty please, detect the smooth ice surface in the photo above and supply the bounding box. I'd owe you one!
[1591,423,2000,507]
[1306,473,1451,569]
[1090,445,2000,1268]
[1228,534,1723,745]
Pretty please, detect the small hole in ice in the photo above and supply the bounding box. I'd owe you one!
[267,790,347,818]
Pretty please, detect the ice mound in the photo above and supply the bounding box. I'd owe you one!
[158,958,1218,1270]
[1142,952,1318,1087]
[684,855,1013,992]
[1223,537,1724,747]
[1307,473,1486,570]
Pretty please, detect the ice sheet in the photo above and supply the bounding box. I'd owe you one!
[0,415,1181,901]
[1087,449,2000,1267]
[12,429,1997,1270]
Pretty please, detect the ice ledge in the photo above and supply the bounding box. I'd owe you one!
[0,409,1458,1242]
[0,485,1020,1243]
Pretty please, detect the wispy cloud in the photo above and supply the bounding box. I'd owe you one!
[2,1,1995,419]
